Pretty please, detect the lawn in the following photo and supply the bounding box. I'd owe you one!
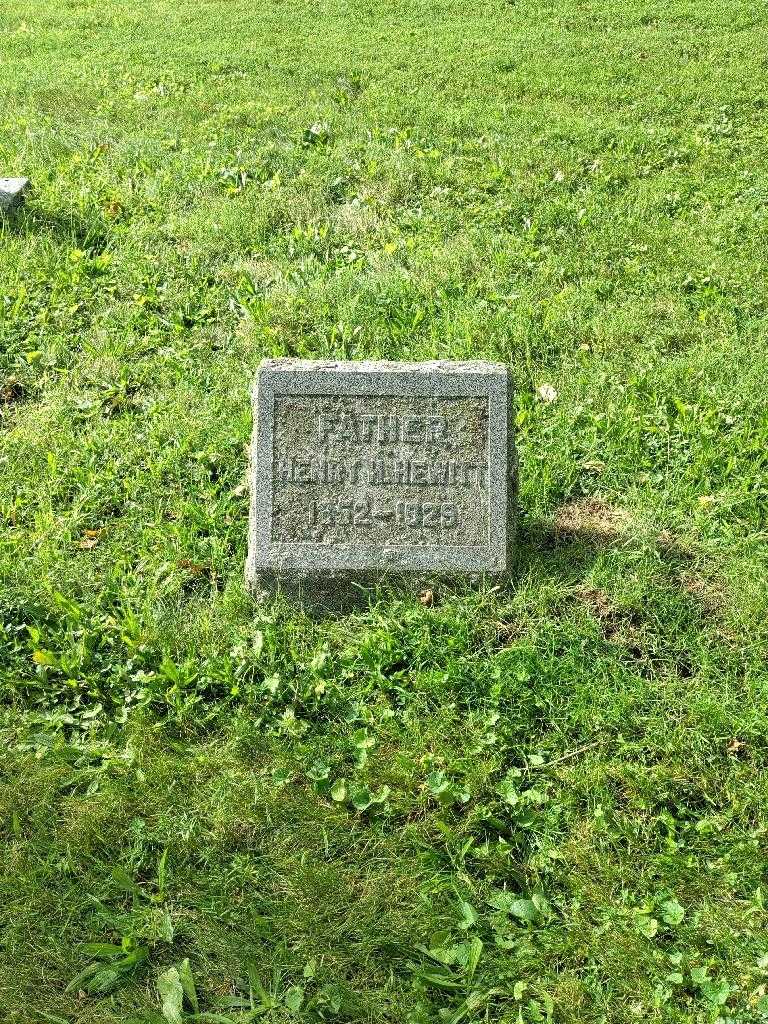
[2,0,768,1020]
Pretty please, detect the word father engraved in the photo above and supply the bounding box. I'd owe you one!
[318,410,451,444]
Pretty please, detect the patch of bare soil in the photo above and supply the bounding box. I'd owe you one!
[655,529,731,622]
[678,570,726,614]
[656,530,696,561]
[554,498,629,542]
[577,587,650,669]
[578,587,617,621]
[493,618,522,647]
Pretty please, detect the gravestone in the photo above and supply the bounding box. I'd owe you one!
[246,358,516,605]
[0,178,30,213]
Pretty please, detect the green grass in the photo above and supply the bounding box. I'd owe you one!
[2,0,768,1020]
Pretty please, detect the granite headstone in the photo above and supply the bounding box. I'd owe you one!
[246,358,516,605]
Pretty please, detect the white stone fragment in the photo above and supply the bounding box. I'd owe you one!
[0,177,31,212]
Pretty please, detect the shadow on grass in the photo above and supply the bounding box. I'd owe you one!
[513,509,737,684]
[514,515,617,581]
[514,499,697,584]
[4,204,109,249]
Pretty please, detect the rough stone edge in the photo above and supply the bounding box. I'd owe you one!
[258,357,508,375]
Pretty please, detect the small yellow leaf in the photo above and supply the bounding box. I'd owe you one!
[33,650,58,667]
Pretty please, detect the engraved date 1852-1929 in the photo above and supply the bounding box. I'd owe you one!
[308,499,457,530]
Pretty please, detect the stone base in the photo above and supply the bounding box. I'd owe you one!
[248,568,511,614]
